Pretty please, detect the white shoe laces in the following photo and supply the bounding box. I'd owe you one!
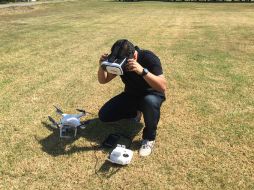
[141,140,154,149]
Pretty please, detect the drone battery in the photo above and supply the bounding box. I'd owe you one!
[102,134,121,148]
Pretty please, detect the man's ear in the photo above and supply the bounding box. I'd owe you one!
[133,51,138,60]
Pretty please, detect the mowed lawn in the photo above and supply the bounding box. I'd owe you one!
[0,0,253,189]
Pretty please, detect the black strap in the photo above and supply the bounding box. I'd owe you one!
[115,133,132,148]
[102,133,132,149]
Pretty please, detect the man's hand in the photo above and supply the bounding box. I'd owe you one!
[99,53,108,65]
[98,53,116,84]
[125,59,143,75]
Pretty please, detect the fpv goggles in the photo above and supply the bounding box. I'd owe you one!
[101,40,134,75]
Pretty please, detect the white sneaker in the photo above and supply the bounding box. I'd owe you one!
[139,139,155,157]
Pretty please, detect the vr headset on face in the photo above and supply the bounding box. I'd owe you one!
[101,57,128,76]
[101,40,134,75]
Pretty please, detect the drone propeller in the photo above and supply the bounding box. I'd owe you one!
[48,116,59,128]
[76,109,93,115]
[76,109,87,115]
[54,105,63,115]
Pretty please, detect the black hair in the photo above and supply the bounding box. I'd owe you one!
[109,39,135,60]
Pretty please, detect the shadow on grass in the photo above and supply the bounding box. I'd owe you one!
[38,118,143,176]
[39,118,143,156]
[38,118,143,177]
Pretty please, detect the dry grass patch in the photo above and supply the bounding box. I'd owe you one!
[0,5,44,16]
[0,1,254,189]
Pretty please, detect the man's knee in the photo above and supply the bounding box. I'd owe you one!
[98,108,110,122]
[142,94,162,110]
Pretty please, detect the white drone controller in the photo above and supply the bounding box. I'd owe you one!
[108,144,133,165]
[48,106,89,138]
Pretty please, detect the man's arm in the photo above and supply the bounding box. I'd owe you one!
[126,59,167,93]
[143,73,167,93]
[98,54,117,84]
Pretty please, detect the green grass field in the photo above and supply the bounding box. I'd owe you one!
[0,0,254,189]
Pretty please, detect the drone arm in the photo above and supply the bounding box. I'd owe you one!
[48,116,60,128]
[54,105,63,115]
[76,109,94,116]
[77,113,85,118]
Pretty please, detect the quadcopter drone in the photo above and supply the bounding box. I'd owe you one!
[48,106,90,138]
[48,106,134,165]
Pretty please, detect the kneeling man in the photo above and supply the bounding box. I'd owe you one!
[98,39,167,156]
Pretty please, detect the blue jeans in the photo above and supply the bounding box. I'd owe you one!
[98,92,165,140]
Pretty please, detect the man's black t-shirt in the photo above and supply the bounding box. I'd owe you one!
[120,48,165,98]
